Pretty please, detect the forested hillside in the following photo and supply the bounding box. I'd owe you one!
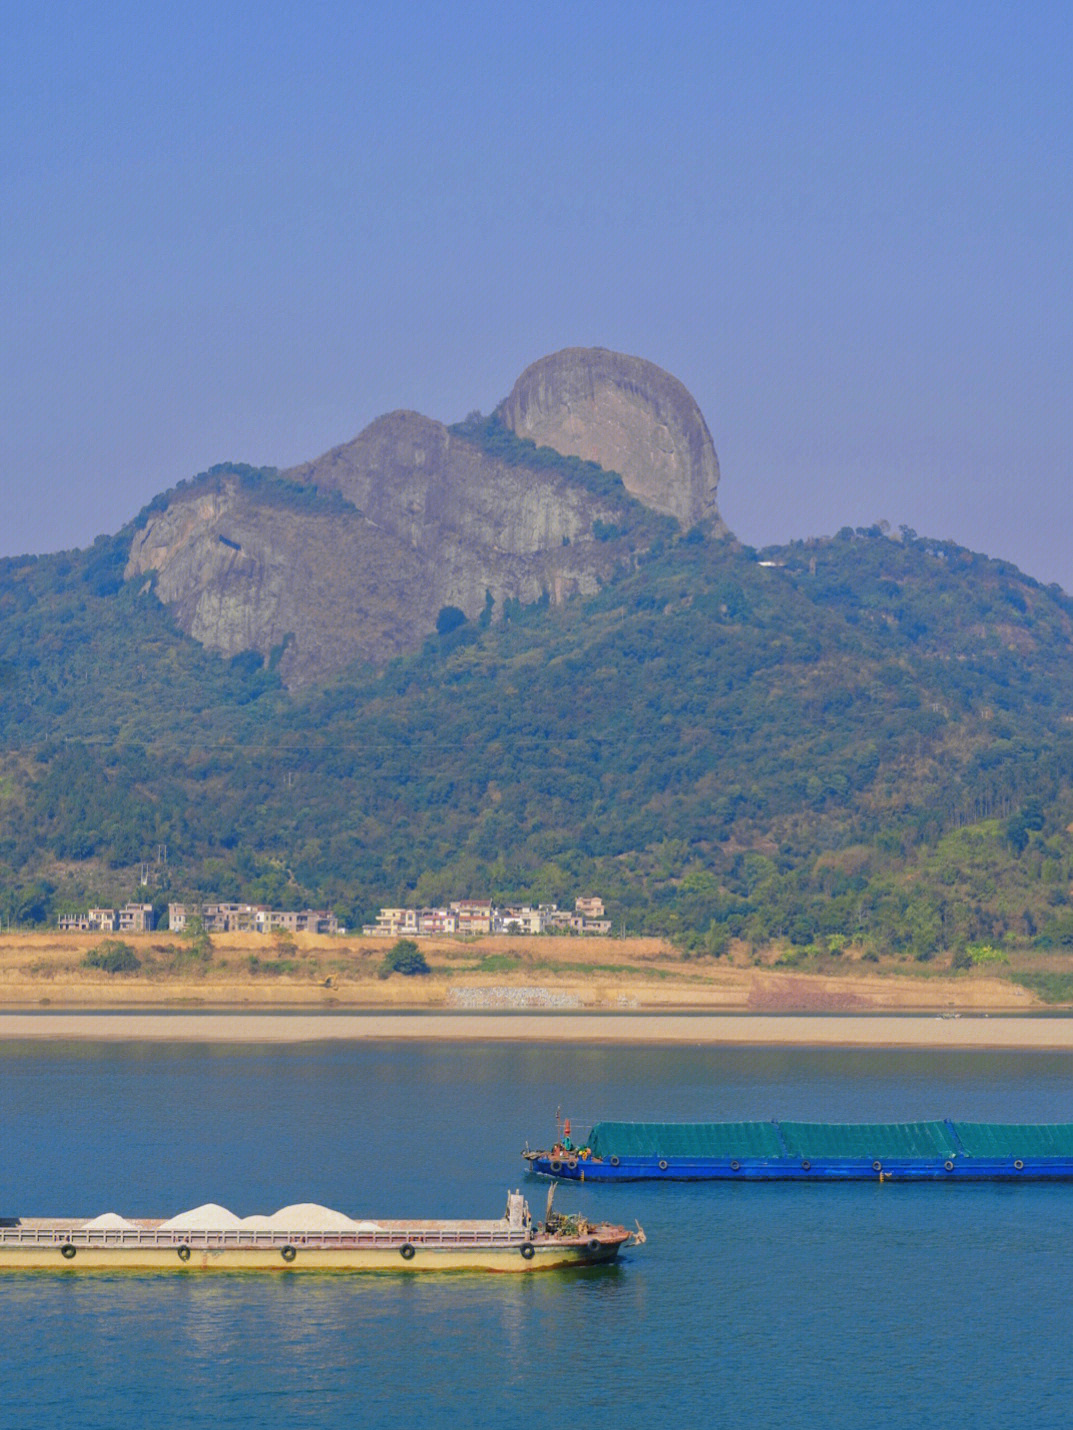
[4,519,1073,971]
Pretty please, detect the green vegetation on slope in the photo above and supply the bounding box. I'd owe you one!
[131,463,359,530]
[3,519,1073,969]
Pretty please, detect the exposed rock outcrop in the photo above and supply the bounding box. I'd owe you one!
[498,347,723,530]
[285,410,609,559]
[126,349,729,685]
[126,483,437,680]
[127,419,630,686]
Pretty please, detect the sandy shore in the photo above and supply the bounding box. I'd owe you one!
[1,1010,1071,1049]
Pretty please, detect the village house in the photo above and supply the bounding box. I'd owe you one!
[365,907,462,937]
[365,907,420,937]
[451,900,493,935]
[57,904,155,933]
[168,903,339,935]
[118,903,154,933]
[363,896,608,938]
[256,907,340,935]
[498,905,545,935]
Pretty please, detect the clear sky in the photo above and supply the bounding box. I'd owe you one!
[3,2,1071,588]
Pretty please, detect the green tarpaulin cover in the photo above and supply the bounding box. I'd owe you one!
[779,1121,957,1160]
[951,1123,1073,1158]
[586,1121,784,1159]
[583,1120,1073,1160]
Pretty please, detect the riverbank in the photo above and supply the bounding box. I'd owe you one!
[1,1010,1071,1049]
[0,929,1056,1014]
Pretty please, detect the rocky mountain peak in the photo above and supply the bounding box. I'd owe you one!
[498,347,723,530]
[126,349,730,685]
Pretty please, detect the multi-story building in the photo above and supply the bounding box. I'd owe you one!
[57,913,97,931]
[498,906,546,935]
[169,903,338,935]
[450,901,493,935]
[364,907,419,937]
[118,903,155,933]
[257,908,339,935]
[418,908,458,935]
[363,907,459,936]
[540,905,573,932]
[362,897,607,938]
[58,908,116,932]
[58,904,156,933]
[575,896,605,920]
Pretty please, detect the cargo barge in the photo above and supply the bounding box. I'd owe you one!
[524,1120,1073,1182]
[0,1193,642,1272]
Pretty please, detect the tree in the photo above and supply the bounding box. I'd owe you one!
[84,939,141,973]
[12,882,53,926]
[436,606,467,636]
[179,915,214,961]
[379,938,430,977]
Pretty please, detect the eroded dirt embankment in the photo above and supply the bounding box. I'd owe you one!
[0,931,1042,1013]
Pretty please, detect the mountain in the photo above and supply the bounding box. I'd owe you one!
[124,348,720,686]
[3,349,1073,991]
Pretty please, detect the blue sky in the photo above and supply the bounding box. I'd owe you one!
[3,2,1071,588]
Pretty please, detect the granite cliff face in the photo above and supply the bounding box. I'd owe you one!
[285,409,615,561]
[126,349,727,686]
[498,348,724,531]
[126,482,436,680]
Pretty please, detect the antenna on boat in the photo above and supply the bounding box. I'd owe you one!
[555,1104,563,1140]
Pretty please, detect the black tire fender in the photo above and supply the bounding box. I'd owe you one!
[399,1243,416,1261]
[730,1160,740,1171]
[566,1157,578,1169]
[944,1160,955,1172]
[548,1159,562,1174]
[281,1245,297,1263]
[801,1160,811,1171]
[520,1242,535,1260]
[872,1161,883,1172]
[658,1159,669,1171]
[60,1244,76,1260]
[586,1238,600,1253]
[177,1245,191,1263]
[609,1155,620,1167]
[1014,1159,1024,1170]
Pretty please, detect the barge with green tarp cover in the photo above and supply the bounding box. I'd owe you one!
[523,1121,1073,1181]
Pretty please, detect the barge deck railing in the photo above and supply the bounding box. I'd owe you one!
[0,1226,542,1250]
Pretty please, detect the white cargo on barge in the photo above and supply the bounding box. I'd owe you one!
[0,1192,641,1273]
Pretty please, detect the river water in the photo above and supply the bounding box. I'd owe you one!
[3,1035,1072,1429]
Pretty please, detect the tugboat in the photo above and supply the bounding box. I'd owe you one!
[0,1190,643,1273]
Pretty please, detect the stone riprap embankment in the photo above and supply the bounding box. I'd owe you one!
[447,986,582,1009]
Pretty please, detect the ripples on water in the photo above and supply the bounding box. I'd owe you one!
[3,1038,1073,1428]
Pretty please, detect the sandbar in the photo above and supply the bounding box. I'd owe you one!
[1,1011,1072,1049]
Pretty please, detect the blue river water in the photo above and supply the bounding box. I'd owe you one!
[3,1032,1073,1429]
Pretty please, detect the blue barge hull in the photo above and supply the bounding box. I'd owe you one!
[524,1120,1073,1182]
[526,1155,1073,1182]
